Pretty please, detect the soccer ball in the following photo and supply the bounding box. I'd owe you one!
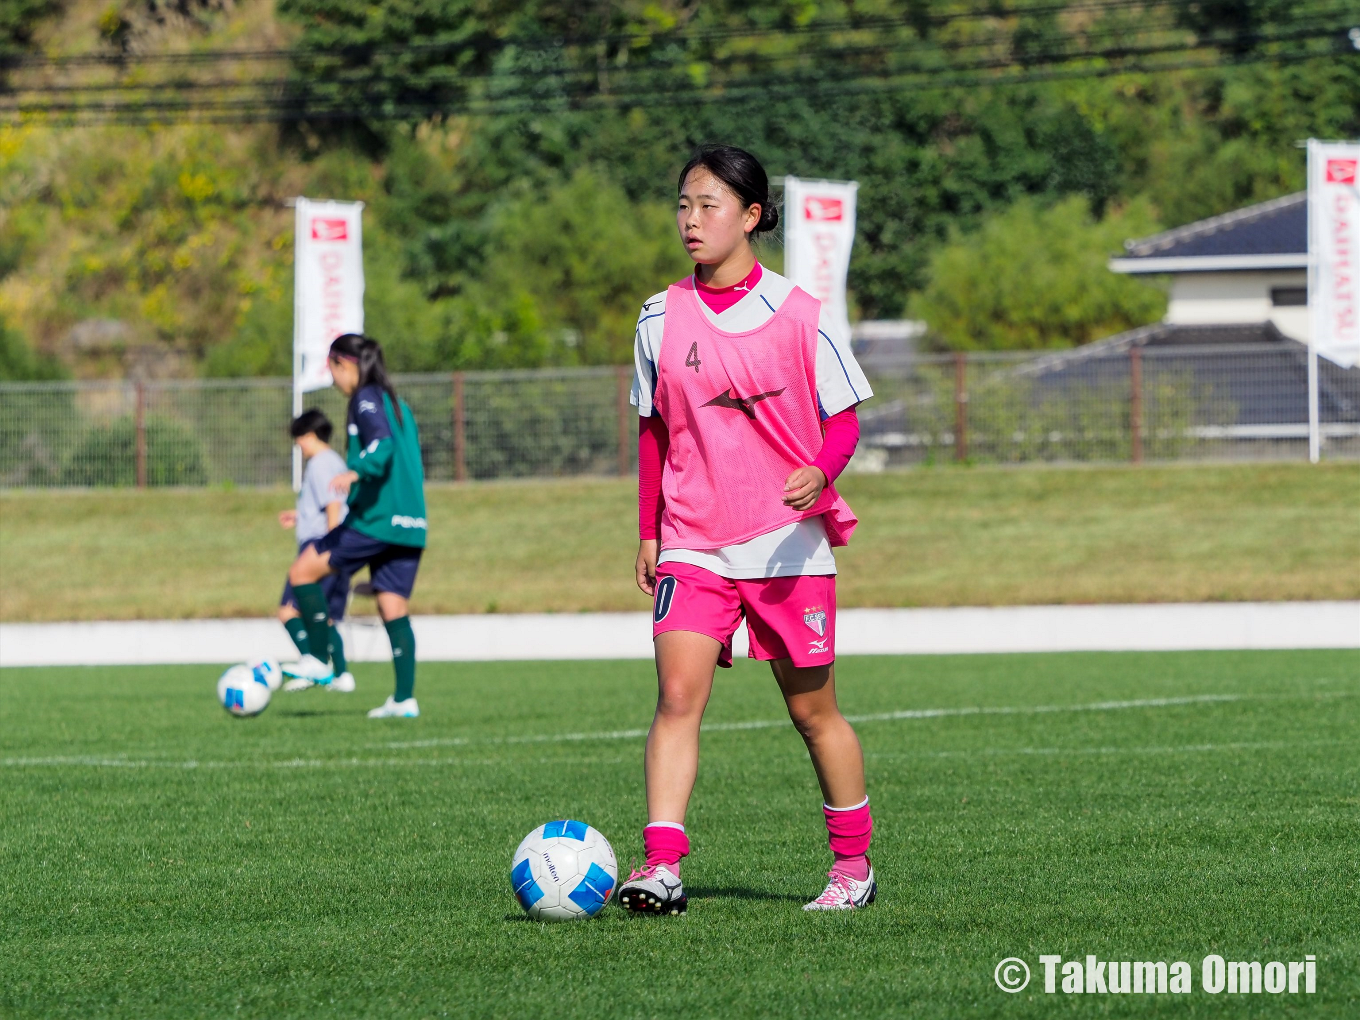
[217,664,271,717]
[511,820,617,922]
[247,658,283,692]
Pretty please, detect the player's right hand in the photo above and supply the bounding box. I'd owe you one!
[636,539,659,596]
[278,510,297,528]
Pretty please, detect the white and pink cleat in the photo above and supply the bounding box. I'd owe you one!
[803,864,876,911]
[617,863,687,915]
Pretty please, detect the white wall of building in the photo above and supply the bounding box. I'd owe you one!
[1165,270,1309,341]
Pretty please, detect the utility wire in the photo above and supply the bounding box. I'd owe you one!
[7,37,1341,125]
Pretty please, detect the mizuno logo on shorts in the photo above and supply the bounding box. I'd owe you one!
[359,400,377,414]
[653,575,677,623]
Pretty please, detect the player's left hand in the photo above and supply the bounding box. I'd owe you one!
[782,466,827,511]
[329,471,359,496]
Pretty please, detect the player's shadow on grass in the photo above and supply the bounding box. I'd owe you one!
[687,886,805,903]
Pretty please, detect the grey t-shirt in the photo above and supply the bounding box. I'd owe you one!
[297,447,349,543]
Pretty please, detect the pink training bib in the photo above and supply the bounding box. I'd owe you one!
[654,276,858,549]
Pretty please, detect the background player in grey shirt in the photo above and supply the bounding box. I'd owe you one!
[278,409,355,691]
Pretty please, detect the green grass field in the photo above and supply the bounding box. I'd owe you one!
[3,650,1357,1018]
[3,461,1358,621]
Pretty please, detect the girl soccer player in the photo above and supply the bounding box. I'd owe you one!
[277,409,354,693]
[281,333,428,719]
[617,145,876,914]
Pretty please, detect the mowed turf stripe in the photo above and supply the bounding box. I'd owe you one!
[375,692,1261,749]
[2,739,1351,771]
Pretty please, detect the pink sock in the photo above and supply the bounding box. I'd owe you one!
[643,822,689,874]
[824,798,872,881]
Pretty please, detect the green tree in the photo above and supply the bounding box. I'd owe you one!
[476,167,689,365]
[0,313,66,380]
[908,197,1167,351]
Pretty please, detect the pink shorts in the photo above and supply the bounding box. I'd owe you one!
[652,562,836,668]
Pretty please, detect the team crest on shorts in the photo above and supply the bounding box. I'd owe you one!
[803,606,827,637]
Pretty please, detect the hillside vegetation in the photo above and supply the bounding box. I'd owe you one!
[1,1,1356,379]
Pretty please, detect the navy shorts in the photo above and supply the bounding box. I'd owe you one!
[281,540,350,621]
[314,524,423,600]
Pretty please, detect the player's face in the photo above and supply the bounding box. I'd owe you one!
[677,169,761,266]
[328,356,359,395]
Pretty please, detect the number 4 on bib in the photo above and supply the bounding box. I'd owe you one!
[685,342,702,373]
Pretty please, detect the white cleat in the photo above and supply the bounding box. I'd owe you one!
[803,865,876,911]
[280,654,333,685]
[328,671,356,693]
[617,864,687,915]
[367,696,419,718]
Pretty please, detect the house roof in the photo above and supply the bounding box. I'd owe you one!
[1109,192,1307,273]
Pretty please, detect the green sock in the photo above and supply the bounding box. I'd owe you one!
[293,583,331,665]
[328,623,348,675]
[384,615,416,702]
[283,617,310,657]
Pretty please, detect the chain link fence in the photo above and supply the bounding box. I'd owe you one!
[1,346,1356,488]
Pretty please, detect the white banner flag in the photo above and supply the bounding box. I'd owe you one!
[293,197,365,394]
[1308,140,1359,368]
[783,176,858,335]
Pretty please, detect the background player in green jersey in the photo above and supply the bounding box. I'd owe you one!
[282,333,428,718]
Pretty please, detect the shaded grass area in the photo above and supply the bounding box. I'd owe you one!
[1,650,1357,1018]
[2,461,1358,621]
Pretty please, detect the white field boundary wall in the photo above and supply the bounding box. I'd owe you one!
[1,602,1356,667]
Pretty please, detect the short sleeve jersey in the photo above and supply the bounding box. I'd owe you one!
[296,447,349,543]
[630,266,872,420]
[629,266,873,579]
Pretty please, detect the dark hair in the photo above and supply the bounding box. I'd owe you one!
[290,408,333,444]
[677,144,779,236]
[329,333,402,423]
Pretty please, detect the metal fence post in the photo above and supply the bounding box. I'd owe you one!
[953,352,968,462]
[451,372,467,482]
[616,365,632,476]
[134,381,147,488]
[1129,346,1144,464]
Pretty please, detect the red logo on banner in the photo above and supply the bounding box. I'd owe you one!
[311,218,349,241]
[1326,159,1357,185]
[804,197,844,222]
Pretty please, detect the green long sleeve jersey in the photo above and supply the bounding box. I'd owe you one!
[344,386,427,548]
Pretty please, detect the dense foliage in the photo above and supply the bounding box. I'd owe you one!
[0,1,1355,377]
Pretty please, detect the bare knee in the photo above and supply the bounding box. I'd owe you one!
[277,605,298,624]
[786,700,844,743]
[288,551,330,586]
[655,675,707,721]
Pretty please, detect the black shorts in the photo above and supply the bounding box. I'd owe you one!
[281,539,350,620]
[314,524,423,599]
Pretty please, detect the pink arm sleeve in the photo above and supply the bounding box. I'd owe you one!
[638,415,669,540]
[812,406,860,484]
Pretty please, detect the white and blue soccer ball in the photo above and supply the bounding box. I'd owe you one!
[216,664,271,717]
[511,820,617,922]
[246,658,283,693]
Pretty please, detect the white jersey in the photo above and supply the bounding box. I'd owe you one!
[630,266,873,579]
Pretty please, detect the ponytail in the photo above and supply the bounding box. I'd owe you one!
[330,333,403,424]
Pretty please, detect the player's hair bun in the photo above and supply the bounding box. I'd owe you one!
[678,144,779,237]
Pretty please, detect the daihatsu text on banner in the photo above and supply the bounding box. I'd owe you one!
[1308,140,1359,368]
[293,198,365,394]
[783,177,858,335]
